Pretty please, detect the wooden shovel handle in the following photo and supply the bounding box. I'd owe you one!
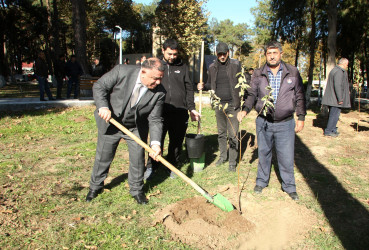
[109,118,212,200]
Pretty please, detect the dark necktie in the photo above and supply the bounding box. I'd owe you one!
[130,84,142,108]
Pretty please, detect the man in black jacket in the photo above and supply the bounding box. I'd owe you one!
[198,42,242,172]
[34,51,54,101]
[237,41,306,201]
[144,39,200,179]
[54,54,66,99]
[65,55,83,99]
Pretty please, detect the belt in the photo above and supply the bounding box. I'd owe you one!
[258,115,293,123]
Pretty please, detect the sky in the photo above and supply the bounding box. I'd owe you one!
[133,0,257,27]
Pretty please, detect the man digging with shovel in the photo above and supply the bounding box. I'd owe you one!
[86,58,165,204]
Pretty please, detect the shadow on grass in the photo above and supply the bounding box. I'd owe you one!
[295,136,369,249]
[104,173,128,190]
[312,113,327,132]
[350,122,369,132]
[0,106,69,119]
[202,134,218,166]
[239,130,256,164]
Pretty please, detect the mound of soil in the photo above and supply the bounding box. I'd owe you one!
[155,185,318,249]
[155,196,254,249]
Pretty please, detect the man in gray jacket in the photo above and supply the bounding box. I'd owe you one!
[238,41,306,201]
[322,58,351,137]
[86,58,165,205]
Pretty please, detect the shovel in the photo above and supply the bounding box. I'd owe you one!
[109,118,234,212]
[197,40,205,134]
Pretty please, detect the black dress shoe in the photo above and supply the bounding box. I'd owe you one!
[216,158,226,166]
[133,193,148,205]
[40,98,47,101]
[86,189,102,202]
[228,165,237,172]
[288,192,299,201]
[254,185,264,194]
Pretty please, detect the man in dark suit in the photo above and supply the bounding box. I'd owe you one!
[86,58,166,204]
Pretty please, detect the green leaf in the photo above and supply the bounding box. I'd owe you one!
[224,103,228,110]
[228,114,234,117]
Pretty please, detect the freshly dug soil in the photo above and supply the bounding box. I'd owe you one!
[155,185,318,249]
[155,196,255,249]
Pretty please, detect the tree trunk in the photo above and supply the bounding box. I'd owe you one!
[71,0,89,74]
[52,0,61,60]
[364,36,369,98]
[305,0,317,108]
[45,0,54,75]
[295,40,300,67]
[326,0,338,77]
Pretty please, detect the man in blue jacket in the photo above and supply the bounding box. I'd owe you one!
[238,41,306,201]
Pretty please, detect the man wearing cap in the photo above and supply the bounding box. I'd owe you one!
[198,42,242,172]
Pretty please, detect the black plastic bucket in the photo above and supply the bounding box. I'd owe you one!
[185,133,205,158]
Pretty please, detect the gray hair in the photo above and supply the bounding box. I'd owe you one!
[141,57,165,72]
[337,58,348,65]
[264,41,283,53]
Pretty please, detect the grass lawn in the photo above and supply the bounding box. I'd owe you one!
[0,103,368,249]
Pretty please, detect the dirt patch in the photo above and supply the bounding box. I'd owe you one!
[155,186,318,249]
[73,116,89,123]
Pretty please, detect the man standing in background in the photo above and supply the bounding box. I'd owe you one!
[322,58,351,137]
[54,54,66,99]
[65,55,83,99]
[34,51,54,101]
[144,39,200,179]
[197,42,242,172]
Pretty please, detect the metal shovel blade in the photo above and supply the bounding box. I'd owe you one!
[209,193,235,212]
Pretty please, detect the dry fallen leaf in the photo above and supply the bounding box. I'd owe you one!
[1,210,13,214]
[132,210,137,215]
[84,245,97,250]
[148,190,162,198]
[121,243,127,248]
[72,217,83,221]
[218,186,230,193]
[343,179,351,185]
[134,239,139,245]
[205,175,217,180]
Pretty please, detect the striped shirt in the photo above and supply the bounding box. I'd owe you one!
[267,64,283,104]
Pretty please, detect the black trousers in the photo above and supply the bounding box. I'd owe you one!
[146,109,189,169]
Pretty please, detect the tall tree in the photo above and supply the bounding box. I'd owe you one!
[155,0,208,59]
[326,0,338,76]
[305,0,317,107]
[70,0,88,74]
[251,0,274,46]
[209,19,251,58]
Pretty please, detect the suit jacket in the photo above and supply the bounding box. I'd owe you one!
[93,65,166,143]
